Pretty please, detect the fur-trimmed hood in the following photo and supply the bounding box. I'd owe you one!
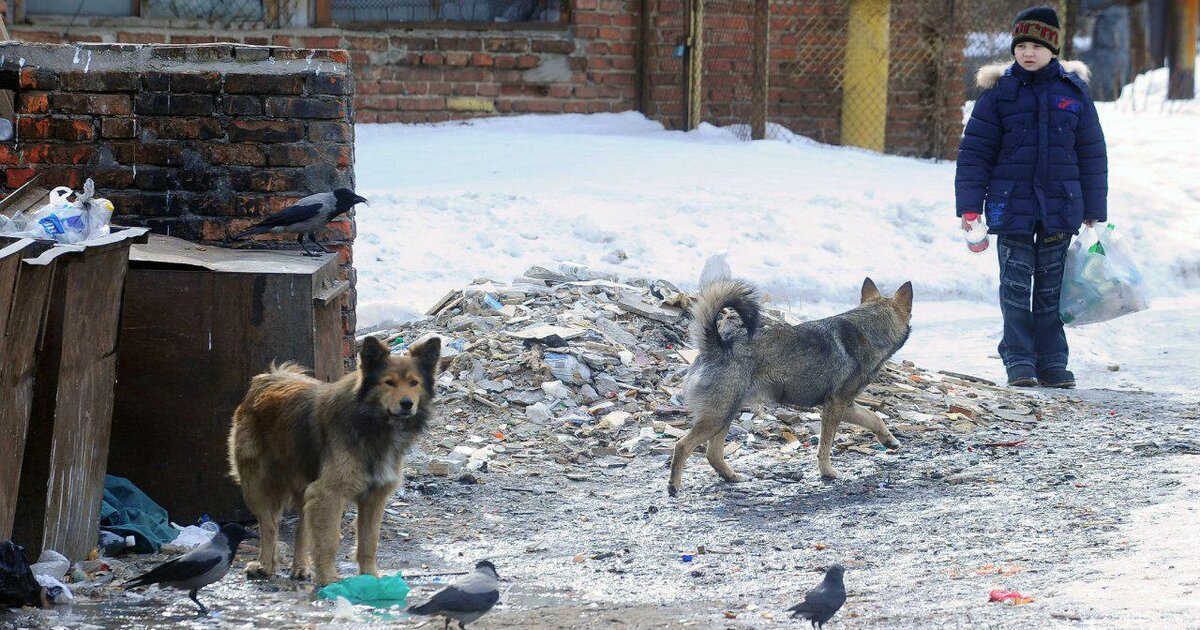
[976,59,1091,89]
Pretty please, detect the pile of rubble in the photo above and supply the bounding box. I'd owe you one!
[361,264,1052,481]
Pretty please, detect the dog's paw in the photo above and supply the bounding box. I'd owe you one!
[819,467,840,480]
[313,567,340,587]
[721,472,749,484]
[667,483,680,497]
[289,566,312,581]
[244,562,273,579]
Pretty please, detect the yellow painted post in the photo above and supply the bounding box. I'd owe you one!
[840,0,889,152]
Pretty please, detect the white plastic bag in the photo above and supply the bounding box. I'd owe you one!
[0,179,114,243]
[28,186,89,244]
[1059,224,1148,326]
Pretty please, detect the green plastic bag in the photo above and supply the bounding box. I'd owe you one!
[316,573,410,608]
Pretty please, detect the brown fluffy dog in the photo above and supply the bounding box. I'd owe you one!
[228,335,440,586]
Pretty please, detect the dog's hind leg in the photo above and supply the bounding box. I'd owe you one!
[242,486,281,578]
[818,402,847,479]
[706,421,748,485]
[669,399,740,497]
[844,403,900,449]
[354,483,395,577]
[289,491,312,581]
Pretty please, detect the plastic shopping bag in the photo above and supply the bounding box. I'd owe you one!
[1059,224,1148,326]
[0,179,114,243]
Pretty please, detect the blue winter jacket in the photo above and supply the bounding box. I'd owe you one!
[955,59,1108,235]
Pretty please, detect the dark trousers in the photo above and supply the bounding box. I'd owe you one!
[996,231,1071,372]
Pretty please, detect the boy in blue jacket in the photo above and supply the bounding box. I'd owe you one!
[955,6,1108,388]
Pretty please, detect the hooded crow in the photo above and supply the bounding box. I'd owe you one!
[124,523,257,614]
[787,565,847,629]
[407,560,500,630]
[234,188,367,256]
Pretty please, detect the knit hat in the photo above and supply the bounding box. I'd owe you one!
[1011,6,1061,56]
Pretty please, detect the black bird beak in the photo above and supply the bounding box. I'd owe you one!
[354,195,368,206]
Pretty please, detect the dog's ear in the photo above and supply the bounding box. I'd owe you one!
[893,281,914,317]
[860,277,881,303]
[359,336,389,371]
[407,336,442,379]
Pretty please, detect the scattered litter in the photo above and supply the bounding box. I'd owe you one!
[988,589,1034,605]
[33,575,73,605]
[29,550,70,580]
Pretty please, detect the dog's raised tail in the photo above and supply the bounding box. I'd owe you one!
[690,279,761,353]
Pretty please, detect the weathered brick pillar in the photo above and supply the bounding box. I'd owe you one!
[0,42,358,366]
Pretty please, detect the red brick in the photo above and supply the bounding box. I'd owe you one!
[143,117,223,140]
[308,121,353,143]
[28,144,96,165]
[421,53,445,65]
[305,74,351,96]
[227,119,304,143]
[346,35,389,51]
[438,37,482,52]
[516,55,540,69]
[302,36,343,49]
[224,73,303,95]
[324,50,351,65]
[111,142,186,166]
[532,38,573,52]
[117,31,167,44]
[16,92,49,114]
[0,145,20,166]
[264,96,347,119]
[5,168,36,188]
[52,93,133,115]
[18,68,58,90]
[471,53,495,67]
[445,52,471,67]
[200,144,267,167]
[484,38,529,53]
[8,30,63,43]
[170,34,216,44]
[60,71,140,92]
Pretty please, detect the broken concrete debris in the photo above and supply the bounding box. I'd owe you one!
[355,263,1059,481]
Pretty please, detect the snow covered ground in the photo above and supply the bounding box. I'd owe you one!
[352,60,1200,397]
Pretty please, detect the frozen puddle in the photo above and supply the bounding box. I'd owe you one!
[1052,456,1200,628]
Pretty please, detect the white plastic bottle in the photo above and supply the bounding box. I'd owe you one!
[962,212,990,253]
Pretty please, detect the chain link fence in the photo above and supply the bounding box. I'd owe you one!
[146,0,307,28]
[330,0,564,22]
[666,0,1078,158]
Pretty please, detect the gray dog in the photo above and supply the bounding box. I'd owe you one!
[668,278,912,496]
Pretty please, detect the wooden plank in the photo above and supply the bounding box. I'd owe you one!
[13,231,142,560]
[0,240,54,541]
[750,0,769,140]
[686,0,704,130]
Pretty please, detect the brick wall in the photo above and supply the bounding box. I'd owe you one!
[9,0,642,124]
[5,0,964,158]
[0,42,359,364]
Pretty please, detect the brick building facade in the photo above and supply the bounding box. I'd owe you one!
[6,0,966,158]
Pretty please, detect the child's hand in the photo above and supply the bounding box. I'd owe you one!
[962,212,980,231]
[1084,219,1098,228]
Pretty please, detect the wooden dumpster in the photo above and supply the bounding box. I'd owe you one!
[9,227,149,561]
[108,235,349,523]
[0,238,73,542]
